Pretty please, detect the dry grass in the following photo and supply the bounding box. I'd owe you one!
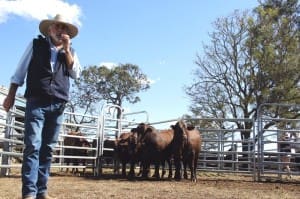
[0,169,299,199]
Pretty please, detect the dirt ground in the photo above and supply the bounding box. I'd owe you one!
[0,169,299,199]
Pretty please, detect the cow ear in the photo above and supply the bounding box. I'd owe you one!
[170,125,175,129]
[187,125,195,130]
[145,127,153,133]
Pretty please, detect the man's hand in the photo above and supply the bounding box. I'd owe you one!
[3,95,15,112]
[3,83,18,112]
[61,33,71,53]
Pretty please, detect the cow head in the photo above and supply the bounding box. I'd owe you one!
[115,131,138,158]
[133,123,154,142]
[133,124,156,157]
[171,120,188,157]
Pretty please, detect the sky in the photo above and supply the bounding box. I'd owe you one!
[0,0,259,125]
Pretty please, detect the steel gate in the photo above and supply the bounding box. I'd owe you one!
[256,103,300,181]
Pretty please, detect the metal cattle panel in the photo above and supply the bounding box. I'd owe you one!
[0,86,102,176]
[0,88,26,176]
[257,103,300,182]
[187,118,256,180]
[53,110,100,176]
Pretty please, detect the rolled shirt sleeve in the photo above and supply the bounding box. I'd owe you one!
[10,41,33,86]
[68,51,81,79]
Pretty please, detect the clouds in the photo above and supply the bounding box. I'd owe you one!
[0,0,82,26]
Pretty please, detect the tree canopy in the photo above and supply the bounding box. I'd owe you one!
[66,63,150,124]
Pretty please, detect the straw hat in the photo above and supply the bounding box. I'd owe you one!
[39,14,78,38]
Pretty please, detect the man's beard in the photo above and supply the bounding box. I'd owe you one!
[51,34,63,45]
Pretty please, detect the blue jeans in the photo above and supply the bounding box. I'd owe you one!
[22,97,65,197]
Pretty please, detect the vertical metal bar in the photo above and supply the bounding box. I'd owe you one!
[256,103,263,181]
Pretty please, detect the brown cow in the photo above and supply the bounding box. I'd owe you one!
[63,131,91,175]
[135,123,174,180]
[171,120,202,182]
[91,137,119,175]
[115,130,138,178]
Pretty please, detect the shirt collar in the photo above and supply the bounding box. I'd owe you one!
[47,36,62,52]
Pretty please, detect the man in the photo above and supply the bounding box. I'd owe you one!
[2,14,81,199]
[278,131,292,178]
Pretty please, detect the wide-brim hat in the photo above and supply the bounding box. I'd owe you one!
[39,14,78,39]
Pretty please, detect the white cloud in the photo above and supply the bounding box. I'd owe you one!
[0,0,82,27]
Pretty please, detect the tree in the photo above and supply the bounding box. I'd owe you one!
[186,10,256,153]
[67,63,150,122]
[186,0,299,153]
[187,10,255,127]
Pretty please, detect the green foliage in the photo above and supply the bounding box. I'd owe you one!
[68,63,150,120]
[85,63,150,106]
[251,0,300,107]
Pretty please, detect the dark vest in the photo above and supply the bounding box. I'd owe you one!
[24,35,71,102]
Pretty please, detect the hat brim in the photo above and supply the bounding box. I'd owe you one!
[39,19,78,39]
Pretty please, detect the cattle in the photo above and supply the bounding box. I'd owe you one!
[171,120,202,182]
[63,131,91,175]
[115,130,138,178]
[104,138,119,173]
[92,137,119,175]
[92,133,137,176]
[134,123,174,180]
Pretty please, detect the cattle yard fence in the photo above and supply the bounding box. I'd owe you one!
[0,89,299,182]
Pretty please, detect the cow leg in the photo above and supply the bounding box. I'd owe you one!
[167,159,172,179]
[72,158,80,175]
[189,156,197,182]
[193,155,199,182]
[136,162,143,177]
[174,157,182,180]
[161,160,166,179]
[128,160,135,179]
[183,159,188,180]
[113,155,120,175]
[80,157,87,176]
[153,161,160,179]
[141,161,150,179]
[121,162,127,177]
[65,160,70,173]
[82,160,86,176]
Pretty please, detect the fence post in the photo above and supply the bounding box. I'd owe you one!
[0,127,9,176]
[1,111,14,176]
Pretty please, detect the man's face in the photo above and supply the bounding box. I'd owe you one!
[48,23,70,45]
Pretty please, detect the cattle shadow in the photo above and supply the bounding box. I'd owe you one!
[84,174,177,182]
[53,170,178,182]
